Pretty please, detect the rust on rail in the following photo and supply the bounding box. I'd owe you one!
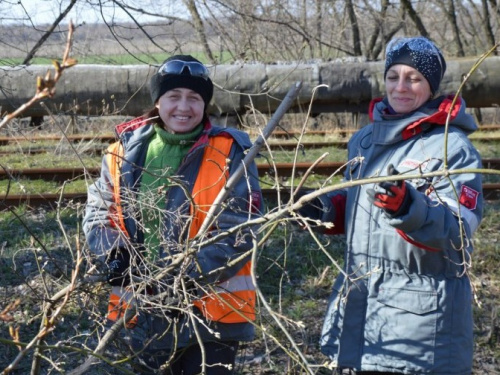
[3,184,500,208]
[1,125,500,147]
[2,159,500,181]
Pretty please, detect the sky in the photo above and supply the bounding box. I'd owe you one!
[4,0,187,25]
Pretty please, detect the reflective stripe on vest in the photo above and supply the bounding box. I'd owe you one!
[193,261,255,323]
[107,285,137,328]
[106,142,128,235]
[106,134,255,325]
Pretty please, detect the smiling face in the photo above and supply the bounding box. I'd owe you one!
[156,87,205,133]
[385,64,432,114]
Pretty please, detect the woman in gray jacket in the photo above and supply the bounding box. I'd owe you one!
[300,37,483,374]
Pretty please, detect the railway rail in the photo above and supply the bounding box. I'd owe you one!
[3,184,500,208]
[1,125,500,148]
[251,124,500,138]
[2,159,500,181]
[2,161,500,207]
[2,128,499,207]
[1,137,500,155]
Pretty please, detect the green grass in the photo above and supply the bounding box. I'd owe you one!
[0,178,89,195]
[470,200,500,361]
[0,204,82,285]
[0,150,101,169]
[474,141,500,159]
[256,225,344,298]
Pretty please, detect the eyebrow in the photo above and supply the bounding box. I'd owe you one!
[387,69,422,77]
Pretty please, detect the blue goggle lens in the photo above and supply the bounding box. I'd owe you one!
[158,60,210,80]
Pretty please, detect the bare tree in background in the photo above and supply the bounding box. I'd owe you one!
[346,0,362,56]
[438,0,466,56]
[400,0,429,39]
[183,0,216,63]
[0,0,498,65]
[481,0,498,55]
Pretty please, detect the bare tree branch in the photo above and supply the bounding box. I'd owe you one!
[346,0,362,56]
[481,0,498,55]
[440,0,466,56]
[400,0,429,38]
[183,0,216,63]
[22,0,77,65]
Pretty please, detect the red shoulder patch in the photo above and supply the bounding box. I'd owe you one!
[459,185,480,210]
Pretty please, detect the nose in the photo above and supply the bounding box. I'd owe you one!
[177,97,190,110]
[394,77,408,91]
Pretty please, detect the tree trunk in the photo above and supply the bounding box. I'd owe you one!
[346,0,362,55]
[481,0,498,55]
[442,0,465,56]
[183,0,216,64]
[364,0,389,60]
[400,0,429,38]
[315,0,323,58]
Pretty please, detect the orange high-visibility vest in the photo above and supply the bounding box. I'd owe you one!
[189,135,255,323]
[105,133,255,325]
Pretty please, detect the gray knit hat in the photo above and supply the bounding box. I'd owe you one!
[150,55,213,106]
[384,37,446,95]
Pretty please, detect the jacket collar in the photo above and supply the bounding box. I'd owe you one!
[368,95,476,145]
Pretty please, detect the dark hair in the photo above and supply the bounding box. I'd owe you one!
[142,107,163,127]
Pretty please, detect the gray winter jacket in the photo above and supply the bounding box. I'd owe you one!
[319,96,483,374]
[83,117,262,352]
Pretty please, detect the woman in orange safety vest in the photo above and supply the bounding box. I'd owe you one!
[83,55,262,375]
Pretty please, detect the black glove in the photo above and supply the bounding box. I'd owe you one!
[106,247,131,287]
[366,164,412,217]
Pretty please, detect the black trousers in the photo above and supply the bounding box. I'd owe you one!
[162,341,239,375]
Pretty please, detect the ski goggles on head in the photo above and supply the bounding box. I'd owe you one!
[158,59,210,80]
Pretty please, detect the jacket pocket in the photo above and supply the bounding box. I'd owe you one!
[377,287,437,315]
[363,275,438,371]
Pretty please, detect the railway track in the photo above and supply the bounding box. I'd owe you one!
[1,125,500,150]
[0,136,348,151]
[1,137,500,155]
[2,159,500,181]
[2,161,500,207]
[2,129,499,207]
[3,184,500,208]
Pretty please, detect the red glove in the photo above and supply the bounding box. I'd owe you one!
[367,164,412,217]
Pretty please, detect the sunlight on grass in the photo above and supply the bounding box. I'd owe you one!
[0,179,90,195]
